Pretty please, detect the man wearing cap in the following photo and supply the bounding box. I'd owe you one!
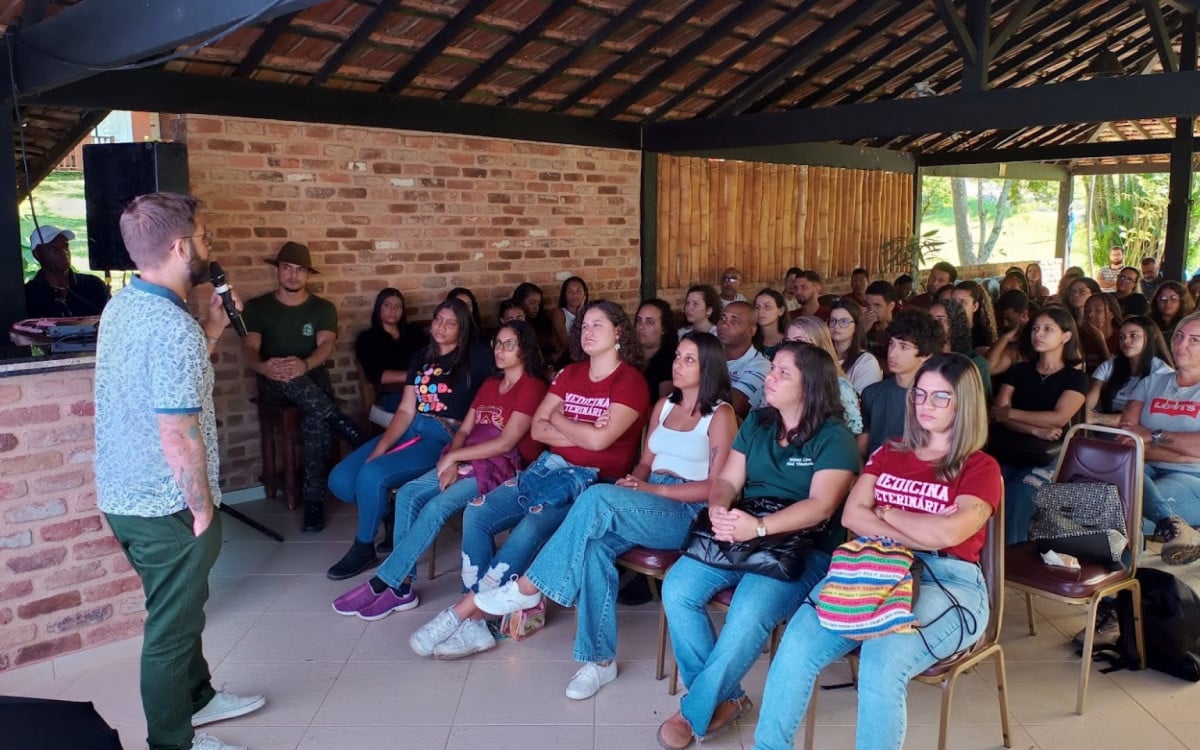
[24,225,110,318]
[241,241,366,533]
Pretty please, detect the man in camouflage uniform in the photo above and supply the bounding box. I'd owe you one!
[242,241,366,533]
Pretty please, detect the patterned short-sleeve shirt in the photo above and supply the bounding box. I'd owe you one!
[95,278,221,517]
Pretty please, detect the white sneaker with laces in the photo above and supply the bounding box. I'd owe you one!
[565,660,617,700]
[410,607,461,656]
[191,690,266,727]
[433,618,496,660]
[190,733,247,750]
[474,579,542,616]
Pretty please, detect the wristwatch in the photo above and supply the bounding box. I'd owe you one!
[1151,429,1165,446]
[755,519,768,538]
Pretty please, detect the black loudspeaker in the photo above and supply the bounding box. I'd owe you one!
[83,142,190,271]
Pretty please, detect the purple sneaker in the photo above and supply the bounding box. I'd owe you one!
[356,585,419,621]
[332,581,380,617]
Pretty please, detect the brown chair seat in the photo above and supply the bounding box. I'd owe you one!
[617,548,681,571]
[1005,542,1128,598]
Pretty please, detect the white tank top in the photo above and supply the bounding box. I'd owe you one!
[646,399,722,481]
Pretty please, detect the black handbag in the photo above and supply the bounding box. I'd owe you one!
[1028,478,1128,568]
[683,496,826,581]
[986,423,1061,468]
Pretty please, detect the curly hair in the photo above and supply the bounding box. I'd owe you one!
[954,280,998,348]
[493,320,548,383]
[685,284,722,326]
[886,308,946,357]
[567,300,643,369]
[930,297,973,356]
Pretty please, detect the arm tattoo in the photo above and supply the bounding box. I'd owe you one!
[158,413,212,516]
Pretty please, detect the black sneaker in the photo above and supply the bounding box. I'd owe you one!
[1072,599,1120,650]
[617,575,654,606]
[377,513,395,554]
[327,540,380,581]
[1157,516,1200,566]
[301,503,325,534]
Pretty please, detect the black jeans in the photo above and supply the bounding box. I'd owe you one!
[256,368,337,507]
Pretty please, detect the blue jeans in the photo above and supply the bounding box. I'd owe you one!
[752,554,989,750]
[327,415,454,542]
[459,451,599,591]
[1000,461,1055,545]
[1142,464,1200,527]
[374,468,480,589]
[525,473,698,663]
[662,550,832,735]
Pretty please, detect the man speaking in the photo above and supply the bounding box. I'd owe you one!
[94,192,264,750]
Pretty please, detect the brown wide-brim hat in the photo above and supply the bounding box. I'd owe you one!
[265,241,319,274]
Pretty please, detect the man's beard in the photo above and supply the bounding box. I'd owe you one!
[188,249,208,286]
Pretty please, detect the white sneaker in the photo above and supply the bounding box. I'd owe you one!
[565,661,617,700]
[191,690,266,727]
[410,607,461,656]
[474,579,542,616]
[191,733,247,750]
[433,618,496,660]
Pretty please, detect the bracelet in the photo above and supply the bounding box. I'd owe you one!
[205,336,220,346]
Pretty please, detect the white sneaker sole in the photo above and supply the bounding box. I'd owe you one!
[192,695,266,727]
[565,668,617,700]
[433,638,496,660]
[356,594,420,621]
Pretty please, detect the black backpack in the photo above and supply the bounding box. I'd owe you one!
[1101,568,1200,682]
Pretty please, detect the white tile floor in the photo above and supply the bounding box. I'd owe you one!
[3,497,1199,750]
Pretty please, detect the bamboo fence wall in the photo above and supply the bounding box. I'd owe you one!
[656,155,913,303]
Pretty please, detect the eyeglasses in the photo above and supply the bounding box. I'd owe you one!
[828,318,853,328]
[1118,276,1137,283]
[1159,295,1181,303]
[1069,288,1090,297]
[911,388,953,408]
[722,275,739,282]
[492,338,518,352]
[184,231,214,245]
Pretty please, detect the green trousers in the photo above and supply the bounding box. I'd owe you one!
[106,509,222,750]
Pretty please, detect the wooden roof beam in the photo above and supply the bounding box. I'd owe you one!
[448,0,576,100]
[383,0,492,94]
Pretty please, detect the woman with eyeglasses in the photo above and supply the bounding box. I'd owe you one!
[991,305,1088,544]
[829,299,882,395]
[1065,277,1110,374]
[332,321,548,619]
[326,298,495,580]
[1086,315,1173,428]
[410,301,650,659]
[1150,280,1194,337]
[786,316,864,436]
[753,354,1000,750]
[471,332,737,700]
[754,288,790,359]
[679,284,722,338]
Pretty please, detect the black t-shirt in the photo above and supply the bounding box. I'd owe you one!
[409,340,495,421]
[642,343,676,402]
[861,376,907,455]
[1118,293,1150,317]
[1002,361,1089,412]
[355,325,428,385]
[25,269,110,318]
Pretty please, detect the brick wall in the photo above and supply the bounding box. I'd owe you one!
[0,369,145,671]
[181,116,643,492]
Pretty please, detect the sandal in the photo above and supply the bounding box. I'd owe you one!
[656,710,695,749]
[701,695,753,741]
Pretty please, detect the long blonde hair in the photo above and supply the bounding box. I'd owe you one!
[786,316,847,377]
[899,353,988,481]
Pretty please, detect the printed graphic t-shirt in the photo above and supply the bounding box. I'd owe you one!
[549,360,650,479]
[865,445,1003,563]
[410,341,495,421]
[470,373,548,466]
[1131,370,1200,474]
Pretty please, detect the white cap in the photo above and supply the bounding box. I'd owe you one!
[28,225,76,250]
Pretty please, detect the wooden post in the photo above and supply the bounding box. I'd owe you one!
[1162,12,1196,281]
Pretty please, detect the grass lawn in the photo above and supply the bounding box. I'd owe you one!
[921,206,1069,267]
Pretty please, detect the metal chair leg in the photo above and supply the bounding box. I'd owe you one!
[1025,592,1037,635]
[1076,597,1102,714]
[994,649,1013,748]
[937,673,957,750]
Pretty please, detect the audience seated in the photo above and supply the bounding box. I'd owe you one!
[1084,291,1122,357]
[678,283,721,338]
[863,280,899,365]
[988,289,1034,378]
[473,332,737,699]
[326,298,493,579]
[498,298,526,324]
[512,282,558,365]
[447,286,485,340]
[1115,265,1150,316]
[752,288,788,359]
[930,297,992,395]
[356,288,428,414]
[716,301,771,419]
[1141,256,1162,298]
[1097,246,1125,292]
[753,353,1000,750]
[636,298,679,401]
[907,261,957,310]
[952,280,998,350]
[410,301,649,659]
[242,241,368,533]
[719,266,746,308]
[791,270,830,321]
[785,316,864,436]
[1087,315,1173,427]
[1026,262,1050,302]
[1064,277,1108,373]
[844,267,869,308]
[24,226,110,318]
[550,276,589,362]
[1119,311,1200,563]
[655,342,859,749]
[829,299,882,395]
[991,305,1087,544]
[860,309,944,457]
[1150,280,1193,337]
[332,320,547,619]
[782,267,803,314]
[892,273,914,306]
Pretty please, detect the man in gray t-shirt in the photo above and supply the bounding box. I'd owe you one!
[95,193,263,750]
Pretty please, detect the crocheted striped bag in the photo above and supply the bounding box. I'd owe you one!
[814,536,921,640]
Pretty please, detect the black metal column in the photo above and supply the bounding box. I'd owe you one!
[640,152,658,302]
[1162,12,1197,281]
[0,47,28,334]
[1054,178,1074,265]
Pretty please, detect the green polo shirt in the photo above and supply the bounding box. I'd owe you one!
[242,292,337,360]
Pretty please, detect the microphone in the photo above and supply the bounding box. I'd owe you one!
[209,261,247,337]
